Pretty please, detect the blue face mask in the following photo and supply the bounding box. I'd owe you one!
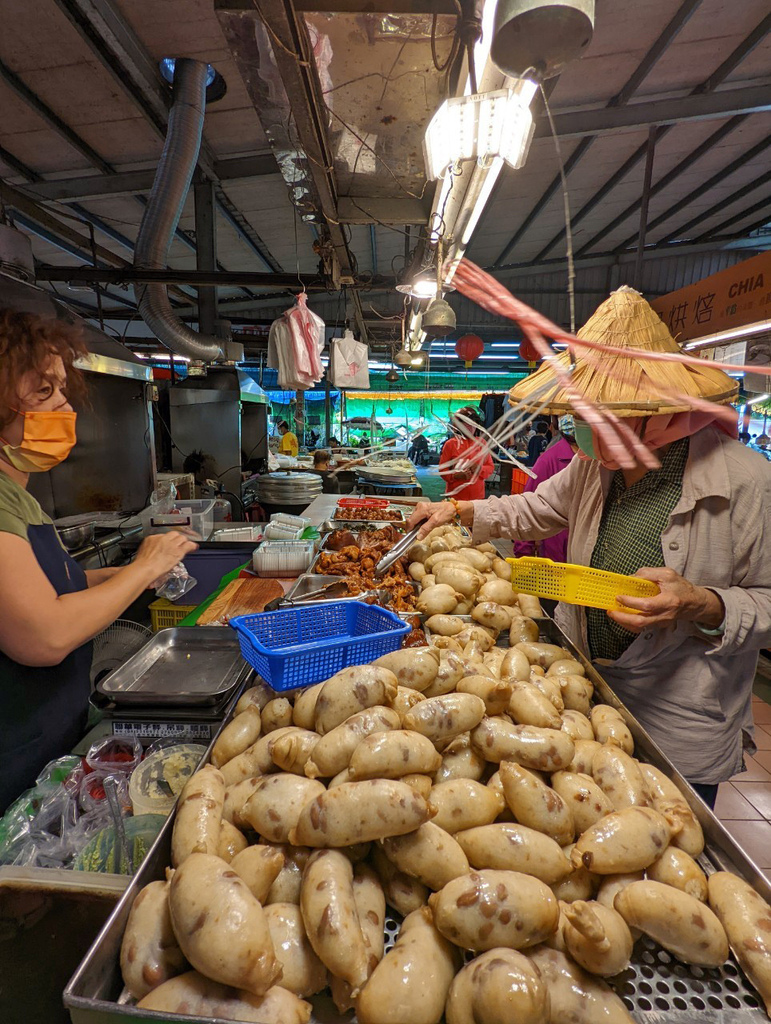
[573,420,598,459]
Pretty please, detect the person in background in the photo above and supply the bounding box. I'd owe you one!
[408,432,430,465]
[439,406,494,501]
[358,432,370,449]
[514,413,578,564]
[313,449,331,471]
[277,420,298,457]
[524,419,550,466]
[327,435,341,450]
[0,311,196,810]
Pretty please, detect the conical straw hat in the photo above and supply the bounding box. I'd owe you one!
[509,286,738,416]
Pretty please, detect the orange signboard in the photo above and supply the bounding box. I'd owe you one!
[649,250,771,344]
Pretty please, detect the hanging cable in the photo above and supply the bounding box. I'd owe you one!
[540,83,576,334]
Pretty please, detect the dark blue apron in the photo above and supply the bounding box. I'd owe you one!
[0,524,92,812]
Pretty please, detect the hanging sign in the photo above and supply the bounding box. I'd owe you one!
[649,250,771,344]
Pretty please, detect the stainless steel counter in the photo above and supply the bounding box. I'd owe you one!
[65,613,771,1024]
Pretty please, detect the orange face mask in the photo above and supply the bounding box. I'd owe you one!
[0,410,77,472]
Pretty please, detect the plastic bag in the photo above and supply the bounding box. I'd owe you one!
[154,562,198,602]
[150,480,177,513]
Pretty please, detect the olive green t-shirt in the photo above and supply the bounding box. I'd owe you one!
[0,470,53,539]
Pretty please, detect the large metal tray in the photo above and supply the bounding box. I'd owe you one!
[96,628,249,706]
[67,618,771,1024]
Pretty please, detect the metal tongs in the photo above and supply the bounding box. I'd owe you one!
[374,525,421,577]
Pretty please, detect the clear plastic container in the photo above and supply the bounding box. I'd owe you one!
[128,743,207,817]
[252,540,315,578]
[85,736,142,776]
[79,771,131,815]
[140,499,216,541]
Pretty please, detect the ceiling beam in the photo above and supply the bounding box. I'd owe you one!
[222,0,459,10]
[532,84,771,140]
[51,0,215,177]
[0,57,113,174]
[615,134,771,251]
[337,196,431,225]
[492,0,704,267]
[565,12,769,260]
[22,155,279,203]
[51,0,282,271]
[533,13,771,264]
[36,267,330,288]
[692,197,771,243]
[655,169,771,246]
[217,0,367,337]
[1,180,130,267]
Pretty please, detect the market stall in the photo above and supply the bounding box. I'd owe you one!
[60,517,771,1024]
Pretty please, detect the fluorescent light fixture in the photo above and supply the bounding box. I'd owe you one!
[682,319,771,350]
[423,79,538,181]
[137,352,191,363]
[429,353,524,361]
[464,0,498,96]
[747,393,770,405]
[460,157,504,246]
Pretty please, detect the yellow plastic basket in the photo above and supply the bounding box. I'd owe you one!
[506,557,659,612]
[149,598,197,632]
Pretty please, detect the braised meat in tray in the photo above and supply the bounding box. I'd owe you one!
[315,527,417,611]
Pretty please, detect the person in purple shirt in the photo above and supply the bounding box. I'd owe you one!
[514,414,578,562]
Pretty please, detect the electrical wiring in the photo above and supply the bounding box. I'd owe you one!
[540,82,577,334]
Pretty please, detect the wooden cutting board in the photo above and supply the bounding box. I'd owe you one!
[198,577,284,625]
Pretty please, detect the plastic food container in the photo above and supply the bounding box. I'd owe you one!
[79,771,131,815]
[252,540,315,578]
[230,601,410,690]
[140,499,216,540]
[507,556,660,611]
[85,736,142,776]
[128,744,207,817]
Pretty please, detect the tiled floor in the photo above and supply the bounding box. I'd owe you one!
[715,695,771,876]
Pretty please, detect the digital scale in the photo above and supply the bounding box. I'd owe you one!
[103,685,244,744]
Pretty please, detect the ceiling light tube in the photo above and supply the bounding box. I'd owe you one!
[423,79,538,182]
[682,319,771,350]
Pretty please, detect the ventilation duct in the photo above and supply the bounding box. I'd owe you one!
[134,58,222,362]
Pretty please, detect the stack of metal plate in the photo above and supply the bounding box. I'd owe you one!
[253,471,323,506]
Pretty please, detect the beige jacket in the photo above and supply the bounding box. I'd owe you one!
[472,426,771,784]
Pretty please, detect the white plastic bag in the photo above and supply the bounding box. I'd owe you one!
[329,330,370,389]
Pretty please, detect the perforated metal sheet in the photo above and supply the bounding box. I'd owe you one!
[375,913,769,1024]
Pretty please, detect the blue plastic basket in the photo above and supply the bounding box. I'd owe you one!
[229,601,410,691]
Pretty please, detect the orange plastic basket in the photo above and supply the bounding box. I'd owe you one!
[507,557,659,612]
[510,468,529,495]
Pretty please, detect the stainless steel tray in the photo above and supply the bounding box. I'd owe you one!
[67,617,771,1023]
[284,572,346,600]
[96,628,249,706]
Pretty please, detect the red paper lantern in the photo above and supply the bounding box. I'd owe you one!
[455,334,484,368]
[519,337,540,363]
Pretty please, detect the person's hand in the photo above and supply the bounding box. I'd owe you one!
[607,567,724,633]
[133,530,199,584]
[407,501,458,538]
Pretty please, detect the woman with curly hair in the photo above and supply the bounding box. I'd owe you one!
[0,310,197,810]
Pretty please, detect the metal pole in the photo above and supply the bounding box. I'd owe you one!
[325,376,332,444]
[634,126,658,290]
[194,180,218,334]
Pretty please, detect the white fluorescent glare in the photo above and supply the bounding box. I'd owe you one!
[683,319,771,350]
[747,393,770,405]
[423,80,538,181]
[460,157,504,246]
